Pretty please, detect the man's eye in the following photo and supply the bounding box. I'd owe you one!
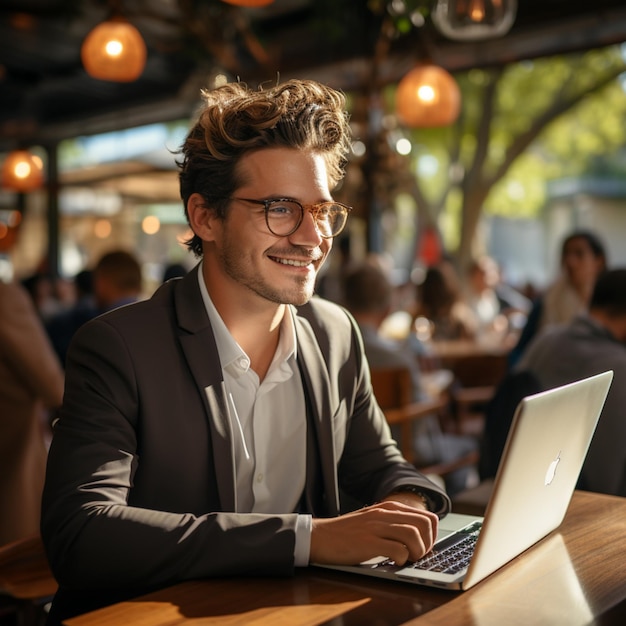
[268,202,296,216]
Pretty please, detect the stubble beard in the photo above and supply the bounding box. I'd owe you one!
[218,244,320,306]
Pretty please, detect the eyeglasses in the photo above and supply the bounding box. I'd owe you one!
[231,197,352,239]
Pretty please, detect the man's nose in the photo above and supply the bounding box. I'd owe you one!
[290,207,324,245]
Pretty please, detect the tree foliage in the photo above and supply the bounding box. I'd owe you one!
[401,45,626,267]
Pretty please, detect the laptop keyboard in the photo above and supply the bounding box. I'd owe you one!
[373,520,483,575]
[409,521,482,574]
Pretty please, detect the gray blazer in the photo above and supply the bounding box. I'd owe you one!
[42,264,449,617]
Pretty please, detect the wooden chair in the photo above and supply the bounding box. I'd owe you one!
[0,535,58,626]
[369,366,479,479]
[447,352,508,436]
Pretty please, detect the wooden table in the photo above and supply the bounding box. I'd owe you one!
[428,339,510,388]
[64,491,626,626]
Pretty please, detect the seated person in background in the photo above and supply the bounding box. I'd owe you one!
[161,261,189,283]
[45,249,143,365]
[90,249,143,313]
[516,268,626,497]
[343,261,479,497]
[463,256,530,345]
[41,79,450,625]
[404,260,477,368]
[410,259,477,344]
[463,256,503,335]
[509,229,607,367]
[0,279,64,545]
[343,259,425,398]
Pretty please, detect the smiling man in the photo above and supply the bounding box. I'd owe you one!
[41,79,450,624]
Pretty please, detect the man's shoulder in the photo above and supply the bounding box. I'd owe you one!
[295,296,352,330]
[294,297,358,366]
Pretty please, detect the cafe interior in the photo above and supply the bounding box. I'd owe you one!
[2,1,626,625]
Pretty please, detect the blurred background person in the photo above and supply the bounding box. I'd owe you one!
[91,249,143,313]
[463,255,530,347]
[515,268,626,497]
[463,256,502,333]
[315,234,354,306]
[343,259,424,397]
[342,260,478,496]
[0,278,64,545]
[161,262,188,284]
[20,269,65,323]
[46,249,143,366]
[405,260,477,365]
[509,229,607,367]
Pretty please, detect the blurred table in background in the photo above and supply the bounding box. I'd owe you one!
[426,340,510,436]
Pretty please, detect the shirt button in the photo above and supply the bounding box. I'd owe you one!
[256,473,264,483]
[239,358,248,369]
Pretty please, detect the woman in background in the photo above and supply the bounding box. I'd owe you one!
[508,229,607,367]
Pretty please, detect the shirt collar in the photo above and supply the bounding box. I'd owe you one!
[197,261,298,375]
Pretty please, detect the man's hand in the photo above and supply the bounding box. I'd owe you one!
[310,501,439,566]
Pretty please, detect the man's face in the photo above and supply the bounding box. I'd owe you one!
[205,147,334,307]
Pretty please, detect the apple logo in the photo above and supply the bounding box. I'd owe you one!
[544,451,561,486]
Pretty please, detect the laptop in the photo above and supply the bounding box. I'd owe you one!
[317,370,613,591]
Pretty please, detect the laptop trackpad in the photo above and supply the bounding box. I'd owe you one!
[437,513,483,541]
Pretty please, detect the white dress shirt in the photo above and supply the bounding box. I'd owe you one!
[197,267,312,564]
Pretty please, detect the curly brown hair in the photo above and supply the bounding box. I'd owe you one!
[178,79,352,257]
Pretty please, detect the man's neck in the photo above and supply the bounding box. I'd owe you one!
[203,268,286,380]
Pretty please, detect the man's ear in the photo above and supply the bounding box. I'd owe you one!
[187,193,220,243]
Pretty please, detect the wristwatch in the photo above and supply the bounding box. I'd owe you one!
[390,485,432,511]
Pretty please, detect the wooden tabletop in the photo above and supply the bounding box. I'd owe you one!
[64,491,626,626]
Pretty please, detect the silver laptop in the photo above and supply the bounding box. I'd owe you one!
[317,370,613,591]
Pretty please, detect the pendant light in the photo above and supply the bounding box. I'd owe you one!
[395,64,461,128]
[432,0,517,41]
[81,17,147,82]
[1,149,44,192]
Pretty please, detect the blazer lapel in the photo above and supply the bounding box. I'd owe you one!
[294,308,340,516]
[173,265,237,512]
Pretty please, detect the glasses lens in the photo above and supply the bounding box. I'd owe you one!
[316,204,346,238]
[265,200,348,238]
[266,200,302,236]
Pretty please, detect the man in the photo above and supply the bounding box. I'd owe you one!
[45,249,143,365]
[342,260,478,496]
[516,268,626,497]
[41,79,450,622]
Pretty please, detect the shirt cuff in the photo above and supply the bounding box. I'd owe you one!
[294,514,312,566]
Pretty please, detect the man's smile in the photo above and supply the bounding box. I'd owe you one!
[269,256,313,267]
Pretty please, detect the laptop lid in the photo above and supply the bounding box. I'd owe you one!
[462,369,613,589]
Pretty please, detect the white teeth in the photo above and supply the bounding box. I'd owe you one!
[274,258,310,267]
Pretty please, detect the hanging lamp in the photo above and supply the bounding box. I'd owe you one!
[1,149,44,191]
[432,0,517,41]
[81,17,147,82]
[395,64,461,128]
